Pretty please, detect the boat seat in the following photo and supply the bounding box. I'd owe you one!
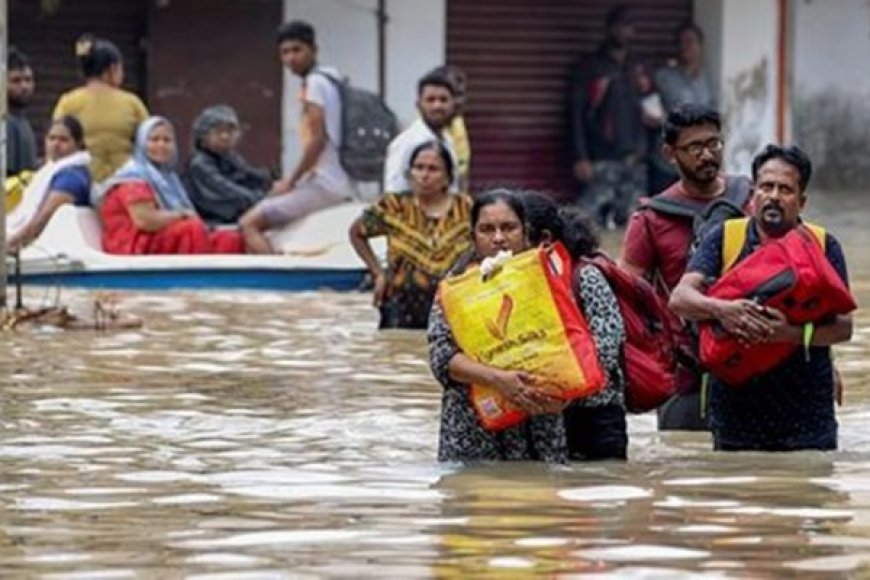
[76,208,103,251]
[30,201,384,265]
[30,204,104,255]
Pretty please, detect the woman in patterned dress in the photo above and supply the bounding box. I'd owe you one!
[349,140,472,329]
[558,205,628,460]
[428,189,627,463]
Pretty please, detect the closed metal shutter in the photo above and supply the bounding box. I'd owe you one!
[9,0,147,148]
[447,0,692,199]
[147,0,282,168]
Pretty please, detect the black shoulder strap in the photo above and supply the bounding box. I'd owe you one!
[644,174,752,219]
[722,175,752,208]
[644,196,700,219]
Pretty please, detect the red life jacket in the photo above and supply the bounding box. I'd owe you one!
[580,252,680,412]
[699,219,856,386]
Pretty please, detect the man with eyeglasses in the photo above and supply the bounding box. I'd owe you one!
[619,103,752,431]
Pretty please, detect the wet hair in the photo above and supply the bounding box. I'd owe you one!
[751,144,813,193]
[520,191,564,246]
[417,71,456,98]
[675,21,704,44]
[471,188,526,232]
[663,103,721,146]
[558,207,601,259]
[8,46,30,71]
[277,20,316,47]
[75,34,122,79]
[408,140,455,186]
[52,115,86,149]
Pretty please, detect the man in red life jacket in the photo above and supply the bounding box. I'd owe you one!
[620,104,751,431]
[669,144,852,451]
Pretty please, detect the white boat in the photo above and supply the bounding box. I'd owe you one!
[9,203,382,292]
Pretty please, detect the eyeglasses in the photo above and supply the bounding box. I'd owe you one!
[675,137,724,157]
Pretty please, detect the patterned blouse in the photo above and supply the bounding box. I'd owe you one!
[361,192,472,329]
[428,263,626,463]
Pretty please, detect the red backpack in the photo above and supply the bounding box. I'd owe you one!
[580,252,680,412]
[699,220,857,385]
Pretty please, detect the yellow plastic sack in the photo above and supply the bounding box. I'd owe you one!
[438,244,605,430]
[5,170,33,213]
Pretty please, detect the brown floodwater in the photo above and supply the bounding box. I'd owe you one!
[2,195,870,578]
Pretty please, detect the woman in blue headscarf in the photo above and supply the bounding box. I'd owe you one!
[99,116,244,254]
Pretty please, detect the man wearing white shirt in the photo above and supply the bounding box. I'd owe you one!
[241,20,355,254]
[383,71,459,193]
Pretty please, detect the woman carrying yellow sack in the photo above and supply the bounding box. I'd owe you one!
[520,193,629,461]
[427,189,587,463]
[429,190,628,463]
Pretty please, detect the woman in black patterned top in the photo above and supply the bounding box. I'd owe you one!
[428,190,627,463]
[558,206,628,460]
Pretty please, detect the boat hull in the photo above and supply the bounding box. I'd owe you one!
[9,203,379,292]
[13,267,366,292]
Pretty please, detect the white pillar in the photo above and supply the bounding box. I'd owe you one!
[281,0,446,197]
[694,0,781,176]
[1,0,8,309]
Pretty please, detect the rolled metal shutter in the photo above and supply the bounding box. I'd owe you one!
[447,0,692,199]
[10,0,147,147]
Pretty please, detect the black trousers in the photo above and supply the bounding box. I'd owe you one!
[657,391,710,431]
[564,404,628,461]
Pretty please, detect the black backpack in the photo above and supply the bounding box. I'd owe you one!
[644,175,753,258]
[316,70,399,182]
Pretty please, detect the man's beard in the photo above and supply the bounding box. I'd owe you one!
[683,161,719,184]
[759,203,789,234]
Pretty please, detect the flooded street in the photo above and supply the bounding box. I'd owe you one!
[3,198,870,578]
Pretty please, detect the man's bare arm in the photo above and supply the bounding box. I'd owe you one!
[281,101,328,191]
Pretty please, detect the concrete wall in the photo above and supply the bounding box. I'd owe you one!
[792,0,870,189]
[696,0,870,189]
[697,0,779,176]
[692,0,723,99]
[281,0,446,178]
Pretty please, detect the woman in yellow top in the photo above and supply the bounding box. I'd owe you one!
[53,34,149,184]
[349,140,472,329]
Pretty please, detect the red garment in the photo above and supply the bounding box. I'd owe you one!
[621,177,752,293]
[700,224,856,385]
[621,177,753,395]
[101,181,244,255]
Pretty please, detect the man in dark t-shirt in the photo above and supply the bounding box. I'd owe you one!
[7,46,37,176]
[670,144,853,451]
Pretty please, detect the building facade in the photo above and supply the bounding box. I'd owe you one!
[10,0,869,193]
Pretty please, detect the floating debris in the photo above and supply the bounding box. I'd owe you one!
[1,292,142,331]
